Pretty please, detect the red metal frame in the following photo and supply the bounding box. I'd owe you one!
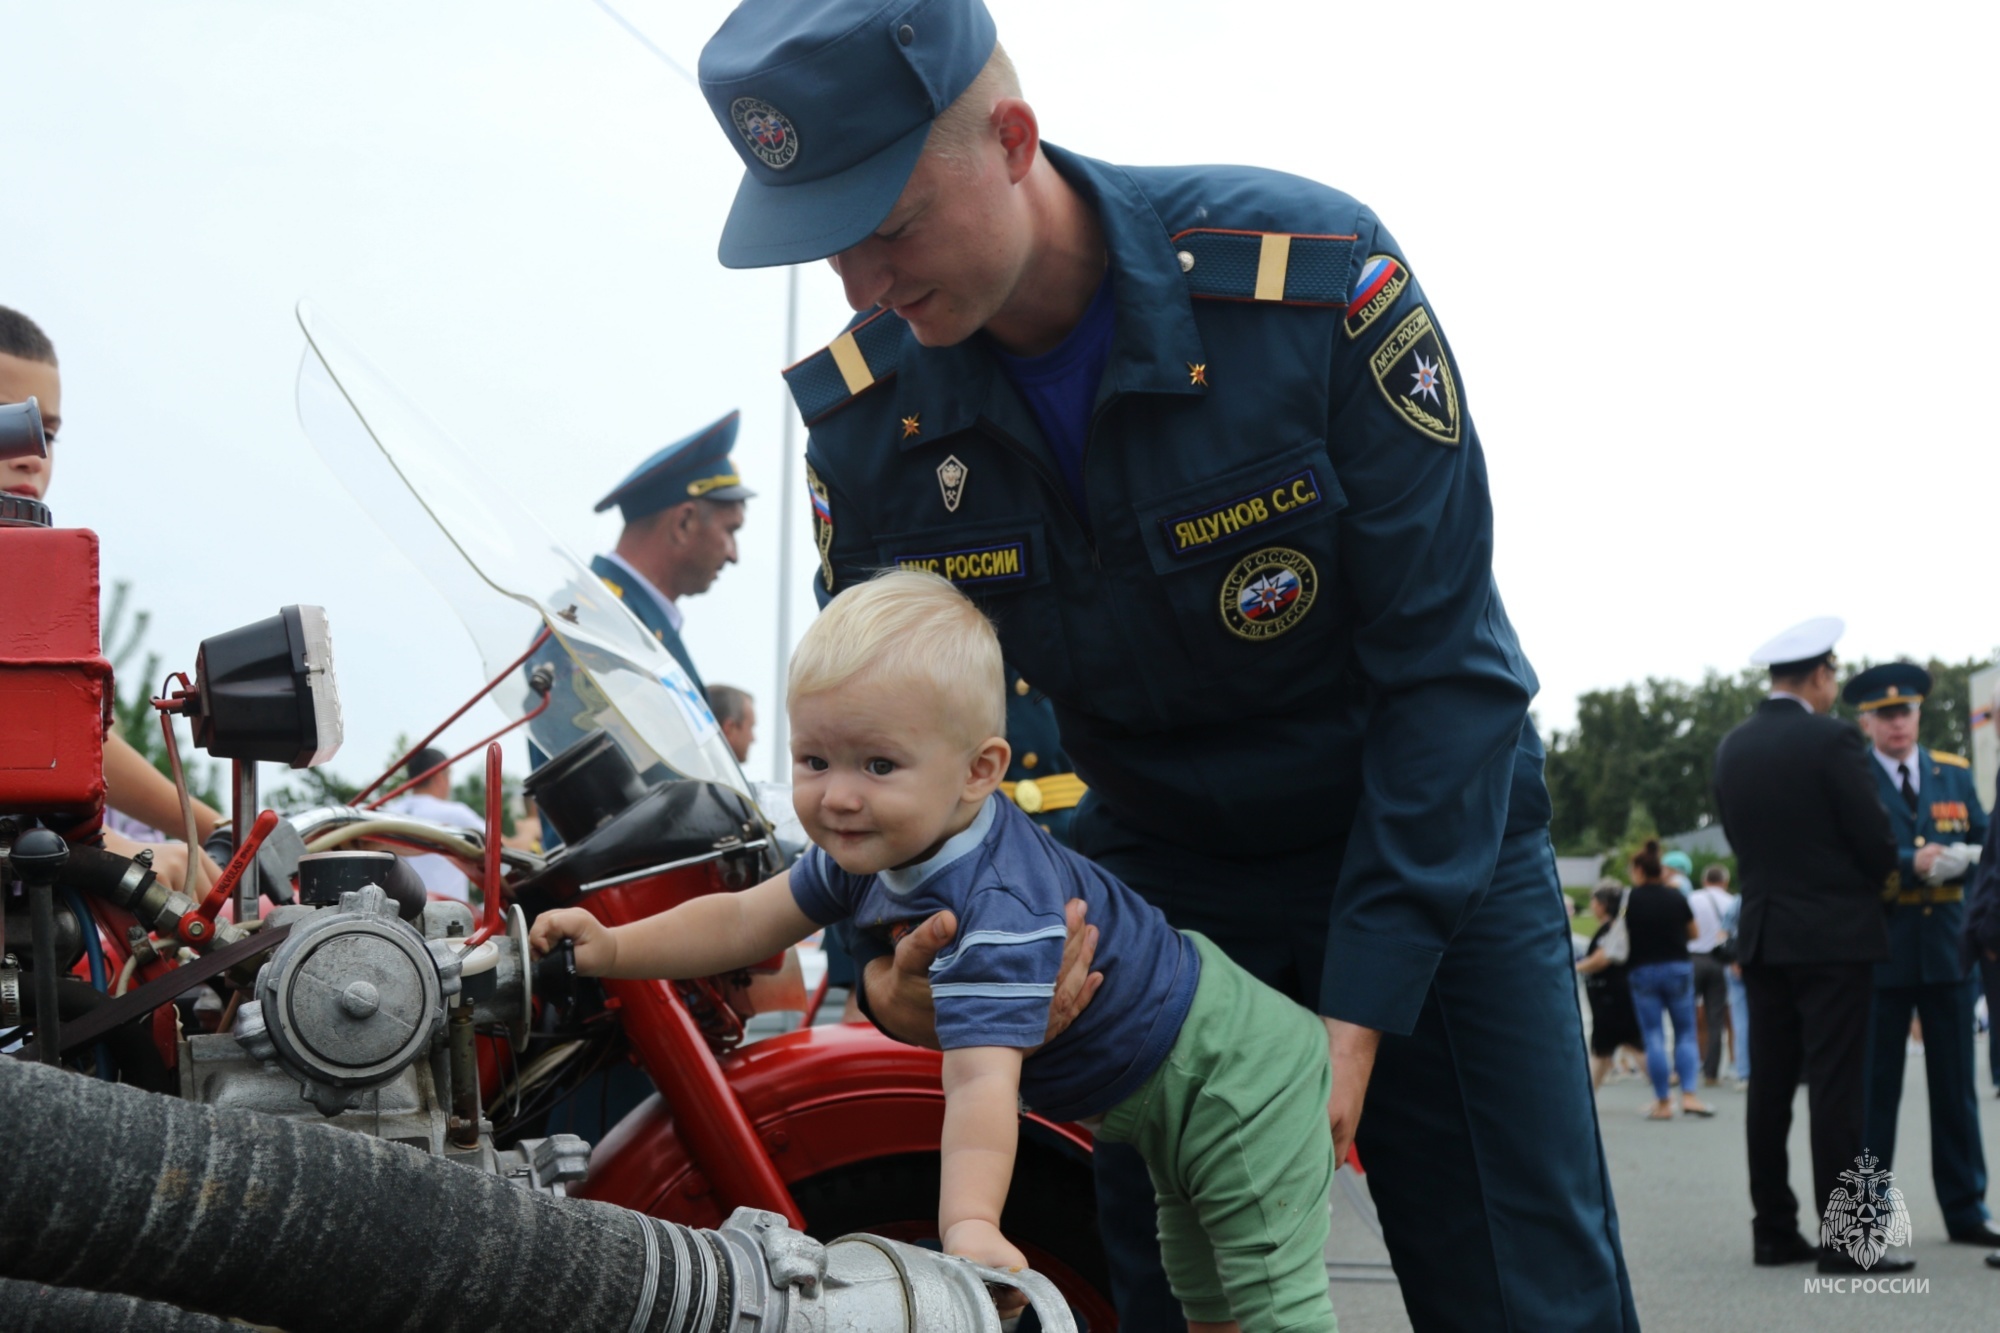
[351,628,551,806]
[580,866,807,1227]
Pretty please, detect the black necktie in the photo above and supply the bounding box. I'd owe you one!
[1898,763,1917,815]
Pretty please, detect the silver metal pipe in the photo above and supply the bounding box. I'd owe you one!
[232,760,260,922]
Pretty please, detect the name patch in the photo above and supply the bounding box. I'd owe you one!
[892,540,1029,589]
[1162,468,1324,557]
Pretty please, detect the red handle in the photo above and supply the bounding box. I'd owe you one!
[178,809,280,946]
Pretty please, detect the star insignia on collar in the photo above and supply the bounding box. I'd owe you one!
[900,414,921,440]
[1187,362,1208,387]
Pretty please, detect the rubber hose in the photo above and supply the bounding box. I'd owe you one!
[0,1058,732,1333]
[0,1277,239,1333]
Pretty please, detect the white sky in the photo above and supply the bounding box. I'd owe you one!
[7,0,1997,801]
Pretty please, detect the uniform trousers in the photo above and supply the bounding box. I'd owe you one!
[1080,813,1637,1332]
[1864,977,1990,1234]
[1740,961,1873,1245]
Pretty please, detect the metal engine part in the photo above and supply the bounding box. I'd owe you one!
[181,865,587,1191]
[233,883,455,1115]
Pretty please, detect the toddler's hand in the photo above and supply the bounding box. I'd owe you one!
[942,1220,1029,1316]
[528,907,617,977]
[942,1218,1028,1272]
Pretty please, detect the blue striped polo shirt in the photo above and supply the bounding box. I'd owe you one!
[790,794,1200,1122]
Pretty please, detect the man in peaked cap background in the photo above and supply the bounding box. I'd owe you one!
[696,0,1634,1327]
[1712,617,1908,1274]
[1845,662,1996,1245]
[589,408,753,694]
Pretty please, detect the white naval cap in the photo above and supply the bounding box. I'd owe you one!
[1748,616,1845,666]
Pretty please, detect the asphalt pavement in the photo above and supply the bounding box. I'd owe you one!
[1320,1015,2000,1332]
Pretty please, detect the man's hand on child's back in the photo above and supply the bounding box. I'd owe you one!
[528,907,618,977]
[862,899,1104,1050]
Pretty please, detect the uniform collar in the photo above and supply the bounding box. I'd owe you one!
[890,143,1207,451]
[1872,745,1923,789]
[595,551,684,632]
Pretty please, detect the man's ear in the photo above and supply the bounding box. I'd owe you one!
[993,99,1039,185]
[964,735,1011,800]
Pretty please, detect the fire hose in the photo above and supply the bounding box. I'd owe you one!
[0,1058,1076,1333]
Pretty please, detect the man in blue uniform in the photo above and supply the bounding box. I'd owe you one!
[529,411,751,849]
[695,2,1633,1327]
[589,410,753,692]
[1845,662,1997,1245]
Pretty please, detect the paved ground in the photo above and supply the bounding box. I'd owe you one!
[1319,1020,2000,1332]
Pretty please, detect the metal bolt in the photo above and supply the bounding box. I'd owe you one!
[339,979,381,1019]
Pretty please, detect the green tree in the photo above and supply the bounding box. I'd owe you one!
[104,580,224,811]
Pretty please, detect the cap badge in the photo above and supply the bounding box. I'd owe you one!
[731,97,799,171]
[937,454,968,513]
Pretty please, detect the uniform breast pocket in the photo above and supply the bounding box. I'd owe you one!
[1133,443,1347,685]
[874,516,1076,697]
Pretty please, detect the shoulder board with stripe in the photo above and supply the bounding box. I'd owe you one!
[1931,750,1970,768]
[783,309,906,425]
[1172,229,1359,307]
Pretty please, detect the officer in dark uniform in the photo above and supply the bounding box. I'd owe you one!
[1845,662,1997,1244]
[694,2,1633,1327]
[1713,619,1909,1274]
[1002,667,1085,847]
[589,410,754,692]
[528,411,752,849]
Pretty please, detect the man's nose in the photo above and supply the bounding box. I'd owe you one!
[830,248,892,312]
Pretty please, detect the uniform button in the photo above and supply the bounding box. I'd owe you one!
[1923,906,1933,916]
[1177,250,1195,273]
[898,23,915,44]
[1914,836,1926,847]
[1014,677,1031,696]
[1022,752,1039,770]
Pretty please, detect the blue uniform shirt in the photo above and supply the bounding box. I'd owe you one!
[792,146,1545,1035]
[1870,746,1990,987]
[789,793,1200,1122]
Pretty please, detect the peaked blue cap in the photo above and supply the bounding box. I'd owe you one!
[594,411,753,520]
[699,0,998,268]
[1842,662,1931,712]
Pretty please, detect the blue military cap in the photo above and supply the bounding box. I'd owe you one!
[1842,662,1931,713]
[698,0,998,268]
[593,410,754,520]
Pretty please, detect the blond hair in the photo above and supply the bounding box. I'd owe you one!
[788,569,1005,744]
[922,44,1021,166]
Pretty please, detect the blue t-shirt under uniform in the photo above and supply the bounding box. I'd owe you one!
[789,793,1199,1123]
[989,273,1116,524]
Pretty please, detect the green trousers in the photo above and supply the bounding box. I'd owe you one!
[1098,932,1337,1331]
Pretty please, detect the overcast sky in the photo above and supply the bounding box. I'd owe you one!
[7,0,1997,802]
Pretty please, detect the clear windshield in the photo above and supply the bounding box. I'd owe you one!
[292,301,749,799]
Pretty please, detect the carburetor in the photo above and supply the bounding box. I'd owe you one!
[180,850,581,1192]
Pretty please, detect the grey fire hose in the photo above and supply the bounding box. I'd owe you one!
[0,1277,238,1333]
[0,1057,728,1333]
[0,1058,1078,1333]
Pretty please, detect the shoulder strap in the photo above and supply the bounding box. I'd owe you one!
[782,309,906,425]
[1171,229,1359,307]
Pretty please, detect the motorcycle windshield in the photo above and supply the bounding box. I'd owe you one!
[292,301,749,799]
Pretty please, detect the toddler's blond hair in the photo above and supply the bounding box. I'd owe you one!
[788,570,1005,746]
